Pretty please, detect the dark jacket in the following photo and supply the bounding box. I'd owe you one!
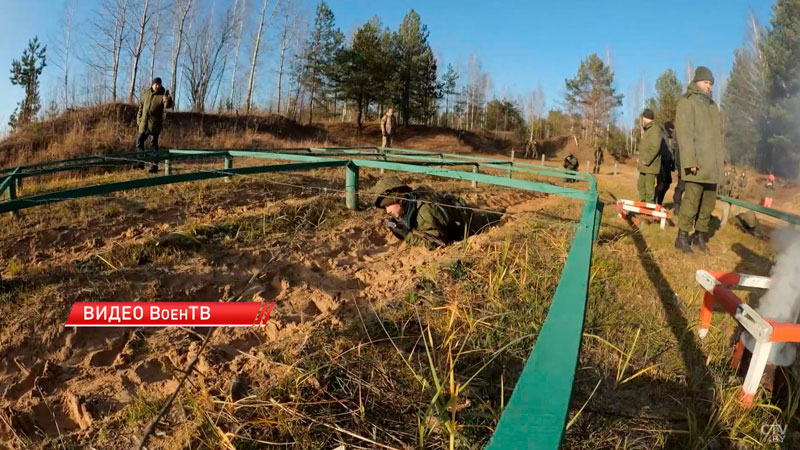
[137,86,174,134]
[675,83,725,184]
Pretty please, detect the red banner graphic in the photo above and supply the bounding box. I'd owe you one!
[64,302,275,327]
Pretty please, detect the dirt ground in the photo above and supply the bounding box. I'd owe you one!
[0,120,798,448]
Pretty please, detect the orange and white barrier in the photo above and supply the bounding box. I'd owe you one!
[616,199,671,229]
[695,269,800,406]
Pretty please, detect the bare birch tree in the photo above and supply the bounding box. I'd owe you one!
[183,6,235,111]
[226,0,246,110]
[84,0,131,101]
[246,0,278,113]
[275,11,300,114]
[148,0,165,82]
[170,0,194,106]
[52,0,76,108]
[127,0,151,102]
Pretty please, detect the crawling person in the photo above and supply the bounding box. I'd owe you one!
[371,176,502,248]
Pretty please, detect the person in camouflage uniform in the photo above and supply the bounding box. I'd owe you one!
[674,67,726,254]
[380,108,396,148]
[372,176,502,248]
[737,171,747,199]
[637,109,662,203]
[137,77,174,173]
[719,169,732,197]
[563,153,579,182]
[593,146,604,174]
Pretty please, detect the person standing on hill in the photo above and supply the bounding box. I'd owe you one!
[593,146,604,174]
[380,108,396,148]
[763,174,775,207]
[637,108,662,203]
[136,77,174,173]
[674,66,725,254]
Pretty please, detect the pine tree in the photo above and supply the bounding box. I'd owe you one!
[394,10,440,125]
[761,0,800,177]
[564,54,622,145]
[646,69,683,124]
[441,64,458,128]
[9,37,47,130]
[330,17,392,131]
[300,1,343,124]
[722,12,768,167]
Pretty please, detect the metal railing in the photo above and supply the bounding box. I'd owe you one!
[0,147,601,448]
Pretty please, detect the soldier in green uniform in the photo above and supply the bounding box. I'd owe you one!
[593,146,604,174]
[666,121,686,213]
[737,171,747,199]
[720,169,732,197]
[674,67,725,254]
[563,153,579,182]
[637,109,662,203]
[372,176,502,248]
[137,77,174,172]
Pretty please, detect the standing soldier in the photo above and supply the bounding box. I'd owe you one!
[654,125,674,205]
[380,108,396,148]
[720,169,732,197]
[763,174,775,207]
[137,77,174,173]
[593,146,604,174]
[737,170,748,199]
[674,66,725,254]
[637,108,662,203]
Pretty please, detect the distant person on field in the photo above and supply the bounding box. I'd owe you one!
[136,77,173,173]
[380,108,396,148]
[563,153,579,182]
[763,174,775,208]
[637,108,662,203]
[593,146,604,174]
[737,171,748,199]
[525,139,539,159]
[674,66,725,255]
[371,175,501,248]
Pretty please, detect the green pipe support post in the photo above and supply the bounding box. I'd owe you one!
[224,155,233,181]
[346,162,359,210]
[164,159,172,175]
[471,165,479,188]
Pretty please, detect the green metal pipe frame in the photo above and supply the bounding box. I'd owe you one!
[5,147,800,447]
[0,146,597,448]
[717,195,800,226]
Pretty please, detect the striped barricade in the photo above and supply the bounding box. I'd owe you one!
[616,199,671,229]
[695,269,800,406]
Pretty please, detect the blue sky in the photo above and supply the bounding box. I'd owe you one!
[0,0,774,133]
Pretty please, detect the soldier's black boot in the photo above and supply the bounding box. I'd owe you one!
[691,231,711,255]
[675,230,693,254]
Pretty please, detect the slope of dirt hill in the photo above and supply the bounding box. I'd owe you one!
[0,104,529,169]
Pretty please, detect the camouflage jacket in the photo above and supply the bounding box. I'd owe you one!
[400,188,500,248]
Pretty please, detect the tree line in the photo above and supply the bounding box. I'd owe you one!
[723,0,800,178]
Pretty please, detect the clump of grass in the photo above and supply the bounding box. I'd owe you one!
[125,393,167,427]
[5,258,25,277]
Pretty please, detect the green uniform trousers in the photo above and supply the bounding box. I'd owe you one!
[678,181,717,233]
[637,173,656,203]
